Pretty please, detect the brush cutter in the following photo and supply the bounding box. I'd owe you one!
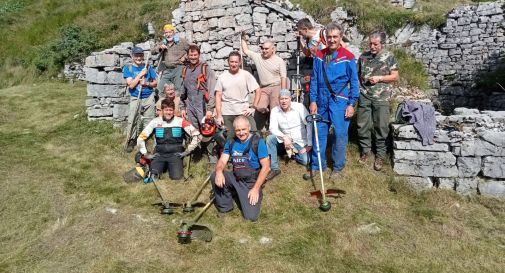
[290,36,303,103]
[182,175,211,213]
[177,197,215,244]
[305,114,345,212]
[124,50,152,152]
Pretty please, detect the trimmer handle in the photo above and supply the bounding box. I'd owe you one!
[306,114,324,123]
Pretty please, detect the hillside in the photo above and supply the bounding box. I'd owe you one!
[1,82,504,272]
[0,0,493,87]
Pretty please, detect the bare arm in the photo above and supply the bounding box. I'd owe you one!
[252,87,261,109]
[280,77,288,89]
[215,90,223,118]
[240,35,252,56]
[214,152,230,188]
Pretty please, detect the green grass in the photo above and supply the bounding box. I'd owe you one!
[393,47,430,90]
[0,0,179,87]
[1,82,504,272]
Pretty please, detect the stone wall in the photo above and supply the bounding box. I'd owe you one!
[84,41,156,125]
[172,0,311,73]
[393,107,505,198]
[408,1,505,112]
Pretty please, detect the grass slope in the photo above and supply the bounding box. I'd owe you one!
[0,82,504,273]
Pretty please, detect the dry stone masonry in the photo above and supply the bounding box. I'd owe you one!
[393,107,505,198]
[408,1,505,112]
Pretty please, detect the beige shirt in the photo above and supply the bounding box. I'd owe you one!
[215,70,260,116]
[245,50,287,87]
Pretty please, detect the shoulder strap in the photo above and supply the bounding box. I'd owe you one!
[319,29,327,46]
[128,64,133,74]
[321,60,349,99]
[182,66,187,81]
[202,63,207,80]
[229,134,260,157]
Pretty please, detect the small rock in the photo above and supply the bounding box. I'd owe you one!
[105,207,118,214]
[239,238,249,244]
[357,223,381,234]
[259,236,272,244]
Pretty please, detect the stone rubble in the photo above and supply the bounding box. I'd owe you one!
[393,107,505,198]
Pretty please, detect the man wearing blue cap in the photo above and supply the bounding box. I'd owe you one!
[123,46,158,152]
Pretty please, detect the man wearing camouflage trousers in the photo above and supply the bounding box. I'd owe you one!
[357,31,400,171]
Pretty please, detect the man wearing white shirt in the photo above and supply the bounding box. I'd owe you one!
[266,89,312,181]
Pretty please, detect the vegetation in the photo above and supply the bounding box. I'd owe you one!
[0,0,179,87]
[1,82,504,272]
[393,47,430,90]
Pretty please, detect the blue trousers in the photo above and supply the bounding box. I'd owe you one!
[266,135,309,170]
[310,98,350,172]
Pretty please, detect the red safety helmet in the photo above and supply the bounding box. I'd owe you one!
[201,118,216,137]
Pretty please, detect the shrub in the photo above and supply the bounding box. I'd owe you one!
[392,47,429,90]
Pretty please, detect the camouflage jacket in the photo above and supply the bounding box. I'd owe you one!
[358,50,399,102]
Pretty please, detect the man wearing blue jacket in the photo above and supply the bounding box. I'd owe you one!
[308,22,360,179]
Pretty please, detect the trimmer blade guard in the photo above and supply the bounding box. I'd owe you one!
[177,223,213,244]
[306,114,324,123]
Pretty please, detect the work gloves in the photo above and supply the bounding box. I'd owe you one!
[175,151,190,159]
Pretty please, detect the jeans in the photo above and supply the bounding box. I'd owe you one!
[266,135,309,171]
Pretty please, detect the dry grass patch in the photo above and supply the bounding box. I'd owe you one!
[0,82,504,273]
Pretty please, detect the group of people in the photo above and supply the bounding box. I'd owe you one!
[122,20,399,221]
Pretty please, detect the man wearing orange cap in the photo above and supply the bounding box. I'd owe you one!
[153,24,189,97]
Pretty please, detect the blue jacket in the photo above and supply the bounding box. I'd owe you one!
[310,47,360,107]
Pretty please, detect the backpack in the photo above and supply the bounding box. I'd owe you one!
[182,63,209,102]
[394,101,408,124]
[228,134,261,159]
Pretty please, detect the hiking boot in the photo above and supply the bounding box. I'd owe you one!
[124,139,136,153]
[374,158,384,171]
[358,152,371,164]
[266,169,281,181]
[329,170,341,180]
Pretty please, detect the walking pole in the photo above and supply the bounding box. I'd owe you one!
[239,34,244,70]
[124,50,152,151]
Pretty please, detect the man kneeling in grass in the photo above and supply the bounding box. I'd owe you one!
[265,89,312,181]
[211,116,270,221]
[137,99,200,180]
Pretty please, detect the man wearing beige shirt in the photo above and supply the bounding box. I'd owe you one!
[215,51,261,140]
[241,33,288,131]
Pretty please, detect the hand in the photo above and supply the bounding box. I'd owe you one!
[254,105,268,114]
[345,105,355,119]
[248,187,260,206]
[241,31,247,39]
[144,153,156,160]
[205,111,213,119]
[160,44,168,50]
[368,76,382,85]
[180,110,187,119]
[283,136,293,149]
[175,151,190,159]
[215,171,225,188]
[309,102,317,114]
[215,115,224,126]
[241,108,255,117]
[138,68,148,77]
[139,79,146,86]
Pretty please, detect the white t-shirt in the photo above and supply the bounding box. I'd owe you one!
[215,70,260,116]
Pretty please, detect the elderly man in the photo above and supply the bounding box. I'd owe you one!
[137,99,200,180]
[266,89,312,181]
[357,31,399,171]
[153,24,189,96]
[156,83,182,117]
[307,23,359,179]
[211,116,270,221]
[123,46,158,153]
[241,34,287,130]
[215,51,261,140]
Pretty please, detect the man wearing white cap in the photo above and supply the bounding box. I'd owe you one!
[266,89,312,181]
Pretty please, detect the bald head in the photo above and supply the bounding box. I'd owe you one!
[260,40,275,59]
